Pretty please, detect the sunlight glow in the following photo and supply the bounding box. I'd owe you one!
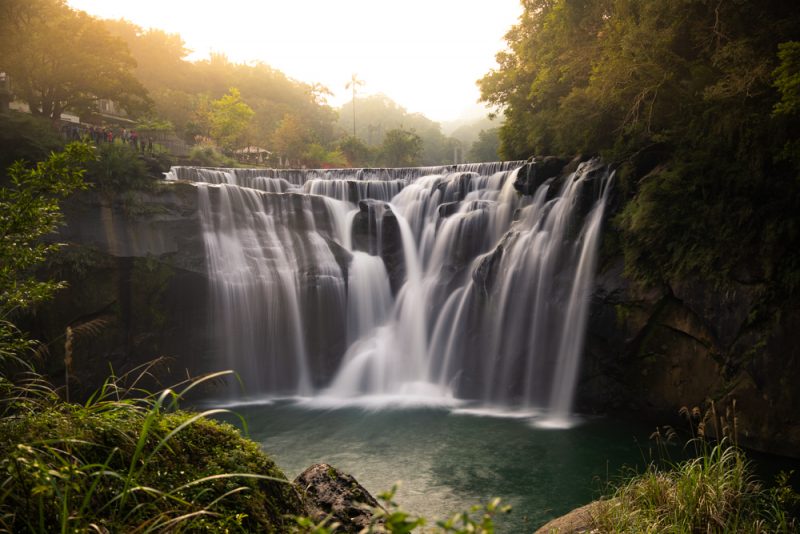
[66,0,522,123]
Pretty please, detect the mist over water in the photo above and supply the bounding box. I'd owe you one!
[167,161,627,530]
[168,160,612,424]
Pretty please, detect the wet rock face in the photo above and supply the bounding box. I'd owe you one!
[438,201,461,218]
[351,200,406,293]
[22,247,216,399]
[513,156,568,195]
[57,183,207,273]
[38,184,357,395]
[380,209,406,294]
[582,256,800,458]
[294,463,382,533]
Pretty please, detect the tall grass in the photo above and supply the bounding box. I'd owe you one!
[591,402,798,533]
[0,363,303,532]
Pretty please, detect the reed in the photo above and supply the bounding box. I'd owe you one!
[592,401,798,533]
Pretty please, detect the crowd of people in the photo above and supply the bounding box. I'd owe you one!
[61,122,154,153]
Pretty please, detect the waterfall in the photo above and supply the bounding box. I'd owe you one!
[195,184,348,395]
[173,159,611,421]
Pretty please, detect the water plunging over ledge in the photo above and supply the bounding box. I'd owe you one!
[166,160,613,425]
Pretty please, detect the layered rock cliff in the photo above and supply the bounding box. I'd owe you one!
[28,172,800,457]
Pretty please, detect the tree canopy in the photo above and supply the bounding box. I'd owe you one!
[467,128,500,163]
[479,0,800,299]
[480,0,800,161]
[0,0,149,121]
[210,88,254,152]
[380,128,423,167]
[1,0,495,166]
[102,18,343,163]
[339,94,459,165]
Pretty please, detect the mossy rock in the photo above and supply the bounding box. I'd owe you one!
[0,400,304,532]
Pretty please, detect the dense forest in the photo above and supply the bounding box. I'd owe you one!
[480,0,800,305]
[0,0,500,167]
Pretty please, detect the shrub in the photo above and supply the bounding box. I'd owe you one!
[0,370,303,532]
[0,112,64,178]
[187,145,237,168]
[85,142,152,197]
[1,143,92,367]
[591,403,799,533]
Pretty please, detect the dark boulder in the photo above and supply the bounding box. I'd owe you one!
[513,156,568,195]
[351,199,387,254]
[351,200,406,294]
[438,201,461,218]
[294,463,382,533]
[380,208,406,293]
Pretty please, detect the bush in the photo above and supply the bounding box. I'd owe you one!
[591,403,799,533]
[1,143,92,367]
[0,370,304,532]
[85,142,152,197]
[593,443,796,533]
[0,112,65,179]
[187,145,237,168]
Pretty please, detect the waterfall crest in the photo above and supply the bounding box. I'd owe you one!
[169,159,612,421]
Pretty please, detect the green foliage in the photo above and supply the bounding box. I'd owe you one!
[0,0,150,120]
[85,142,151,198]
[434,497,511,534]
[773,42,800,117]
[380,129,423,167]
[102,17,341,160]
[0,112,64,177]
[0,369,304,532]
[101,19,191,96]
[367,485,427,533]
[593,442,796,533]
[293,484,510,534]
[467,128,500,163]
[480,0,800,299]
[593,402,798,533]
[187,145,237,168]
[338,136,373,167]
[0,143,93,364]
[338,94,457,165]
[210,88,255,152]
[271,114,312,164]
[136,116,175,132]
[448,116,497,155]
[615,146,800,293]
[302,144,347,169]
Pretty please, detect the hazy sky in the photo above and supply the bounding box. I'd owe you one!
[66,0,522,123]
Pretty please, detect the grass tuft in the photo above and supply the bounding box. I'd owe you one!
[592,401,798,533]
[0,368,303,533]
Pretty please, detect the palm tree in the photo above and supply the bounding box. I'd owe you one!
[345,73,364,138]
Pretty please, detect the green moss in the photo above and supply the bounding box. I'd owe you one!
[0,398,303,532]
[614,304,632,328]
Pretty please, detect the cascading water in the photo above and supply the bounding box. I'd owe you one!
[166,160,612,422]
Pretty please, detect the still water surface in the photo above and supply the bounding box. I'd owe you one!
[224,402,655,532]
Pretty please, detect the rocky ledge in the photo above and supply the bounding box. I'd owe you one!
[534,501,603,533]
